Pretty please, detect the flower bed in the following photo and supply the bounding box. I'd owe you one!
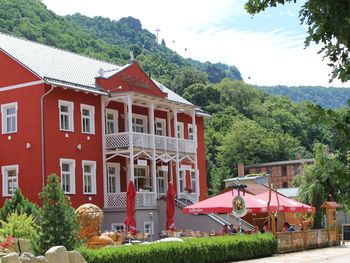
[79,233,277,263]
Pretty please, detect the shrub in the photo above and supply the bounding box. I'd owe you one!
[0,212,38,240]
[79,233,277,263]
[0,188,38,221]
[31,174,79,255]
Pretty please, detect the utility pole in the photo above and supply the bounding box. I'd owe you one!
[155,28,161,44]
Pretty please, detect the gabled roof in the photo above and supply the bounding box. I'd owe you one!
[0,32,193,106]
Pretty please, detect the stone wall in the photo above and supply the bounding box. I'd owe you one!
[2,246,86,263]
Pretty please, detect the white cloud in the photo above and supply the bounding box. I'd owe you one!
[41,0,349,87]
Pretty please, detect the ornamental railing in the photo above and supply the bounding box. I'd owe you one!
[105,132,196,154]
[105,192,157,208]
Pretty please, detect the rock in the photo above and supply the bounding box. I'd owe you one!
[18,252,35,262]
[2,252,19,263]
[159,237,184,242]
[19,239,31,253]
[68,251,86,263]
[35,256,48,263]
[45,246,69,263]
[13,239,31,254]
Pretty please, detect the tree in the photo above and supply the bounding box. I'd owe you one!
[183,83,220,111]
[0,188,38,221]
[171,67,208,95]
[294,143,344,228]
[245,0,350,82]
[32,174,79,255]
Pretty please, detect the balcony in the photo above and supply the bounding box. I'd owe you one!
[105,192,157,208]
[105,132,196,154]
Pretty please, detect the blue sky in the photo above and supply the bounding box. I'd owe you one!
[42,0,348,87]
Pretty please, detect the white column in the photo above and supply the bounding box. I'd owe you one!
[149,103,157,194]
[191,111,199,197]
[101,97,108,208]
[167,111,171,137]
[127,96,134,182]
[173,107,180,195]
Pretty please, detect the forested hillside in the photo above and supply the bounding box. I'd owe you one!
[0,0,348,193]
[257,85,350,109]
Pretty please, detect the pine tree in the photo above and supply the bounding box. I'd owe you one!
[31,174,79,255]
[0,188,38,221]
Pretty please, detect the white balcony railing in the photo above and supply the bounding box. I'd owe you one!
[105,132,196,154]
[105,192,157,208]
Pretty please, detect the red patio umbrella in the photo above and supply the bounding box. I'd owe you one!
[183,190,275,214]
[166,182,176,231]
[124,180,137,235]
[255,191,315,213]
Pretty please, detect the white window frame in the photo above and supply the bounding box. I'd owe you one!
[60,158,76,194]
[188,124,194,140]
[82,160,97,195]
[177,122,184,139]
[59,100,74,132]
[111,223,125,232]
[190,170,197,194]
[80,104,95,134]
[2,165,19,197]
[179,170,185,193]
[156,166,168,195]
[106,109,118,134]
[144,221,154,235]
[107,162,120,193]
[155,118,166,136]
[1,102,18,134]
[134,165,151,191]
[132,114,148,133]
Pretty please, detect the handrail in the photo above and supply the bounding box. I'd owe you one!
[229,214,255,231]
[175,198,230,226]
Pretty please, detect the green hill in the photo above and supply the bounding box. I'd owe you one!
[257,85,350,109]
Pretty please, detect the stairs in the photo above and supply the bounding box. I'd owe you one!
[176,194,254,232]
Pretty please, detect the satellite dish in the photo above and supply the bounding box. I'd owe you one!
[98,68,104,77]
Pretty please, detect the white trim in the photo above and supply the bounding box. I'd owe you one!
[82,160,97,195]
[59,100,74,132]
[80,104,95,135]
[59,158,76,194]
[132,113,148,133]
[1,102,18,134]
[106,109,118,134]
[0,80,45,92]
[2,164,19,197]
[106,162,120,193]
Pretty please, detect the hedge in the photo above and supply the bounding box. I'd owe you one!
[79,233,277,263]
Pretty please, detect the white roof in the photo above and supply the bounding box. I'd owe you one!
[0,32,193,105]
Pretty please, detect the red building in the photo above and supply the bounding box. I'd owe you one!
[0,32,208,234]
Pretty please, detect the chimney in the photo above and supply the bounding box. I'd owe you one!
[238,163,244,177]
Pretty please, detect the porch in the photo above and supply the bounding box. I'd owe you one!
[105,131,196,154]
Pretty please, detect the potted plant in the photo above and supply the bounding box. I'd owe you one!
[184,186,193,193]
